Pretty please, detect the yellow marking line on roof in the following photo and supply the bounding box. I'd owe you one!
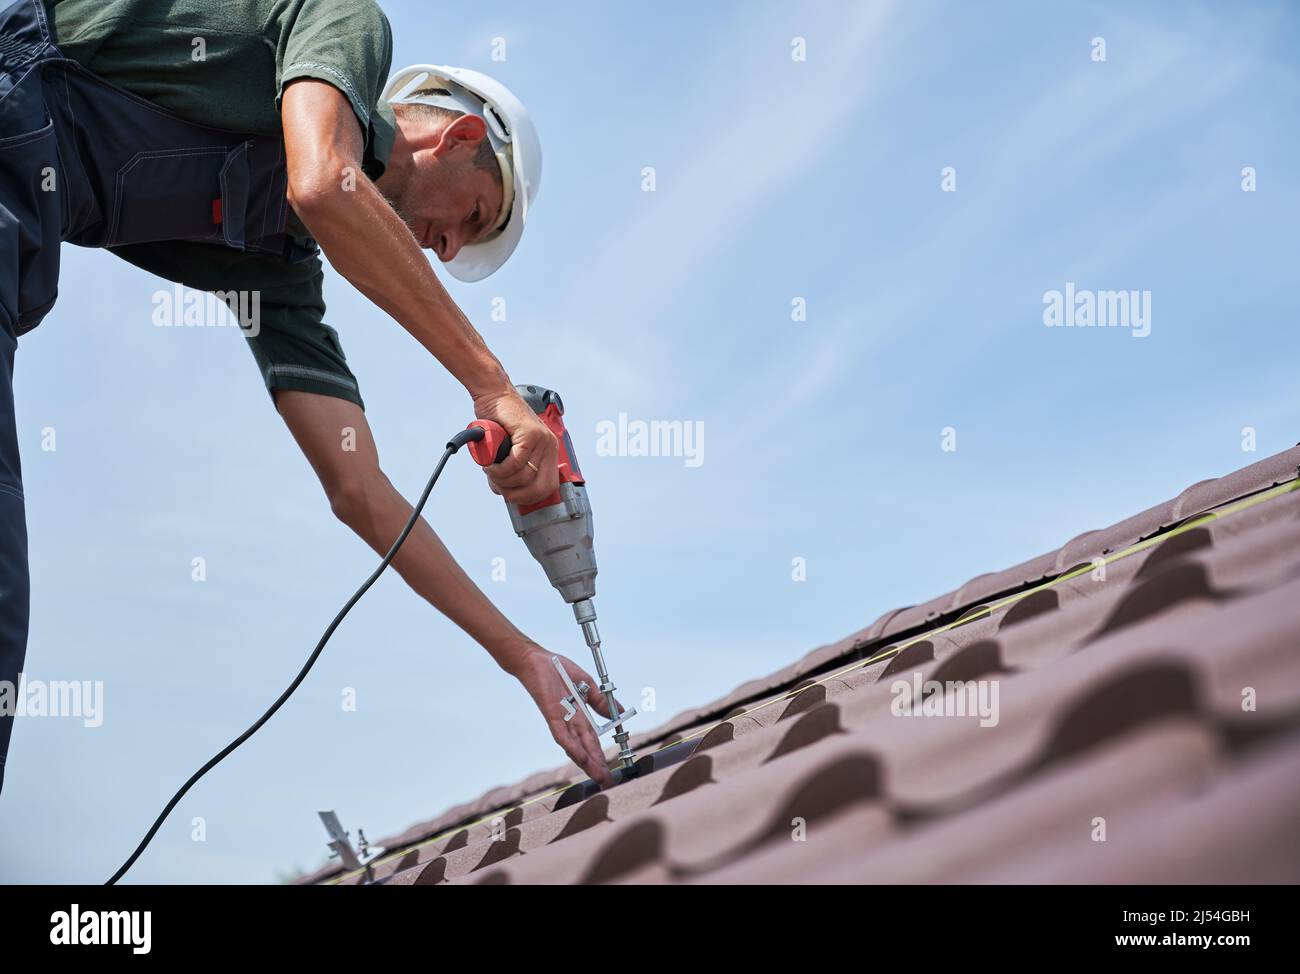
[326,473,1299,884]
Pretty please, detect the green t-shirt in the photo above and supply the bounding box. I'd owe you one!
[43,0,398,406]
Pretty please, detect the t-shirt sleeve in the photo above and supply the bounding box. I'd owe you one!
[106,242,364,408]
[276,0,396,177]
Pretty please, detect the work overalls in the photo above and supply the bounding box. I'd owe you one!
[0,0,316,792]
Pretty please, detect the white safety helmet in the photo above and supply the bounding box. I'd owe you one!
[383,64,541,282]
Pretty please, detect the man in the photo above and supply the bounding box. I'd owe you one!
[0,0,617,795]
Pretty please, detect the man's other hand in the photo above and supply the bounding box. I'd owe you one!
[510,647,617,787]
[472,388,560,507]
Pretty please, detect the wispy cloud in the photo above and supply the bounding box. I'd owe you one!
[559,1,913,375]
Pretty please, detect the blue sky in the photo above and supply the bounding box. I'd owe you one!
[3,0,1298,882]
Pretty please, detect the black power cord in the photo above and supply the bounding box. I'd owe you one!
[106,427,487,885]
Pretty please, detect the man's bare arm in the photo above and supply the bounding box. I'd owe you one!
[276,391,615,786]
[280,79,557,508]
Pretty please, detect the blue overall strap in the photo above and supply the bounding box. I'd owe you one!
[0,0,56,793]
[0,292,27,797]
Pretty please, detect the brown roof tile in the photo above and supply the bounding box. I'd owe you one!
[309,446,1300,885]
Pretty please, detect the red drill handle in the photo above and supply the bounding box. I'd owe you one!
[464,386,586,514]
[466,419,512,466]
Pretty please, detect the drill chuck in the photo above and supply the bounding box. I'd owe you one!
[572,597,601,648]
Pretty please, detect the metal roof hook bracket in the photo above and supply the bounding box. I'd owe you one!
[318,810,384,885]
[551,654,637,739]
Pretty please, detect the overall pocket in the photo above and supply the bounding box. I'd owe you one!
[0,113,61,332]
[106,140,251,249]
